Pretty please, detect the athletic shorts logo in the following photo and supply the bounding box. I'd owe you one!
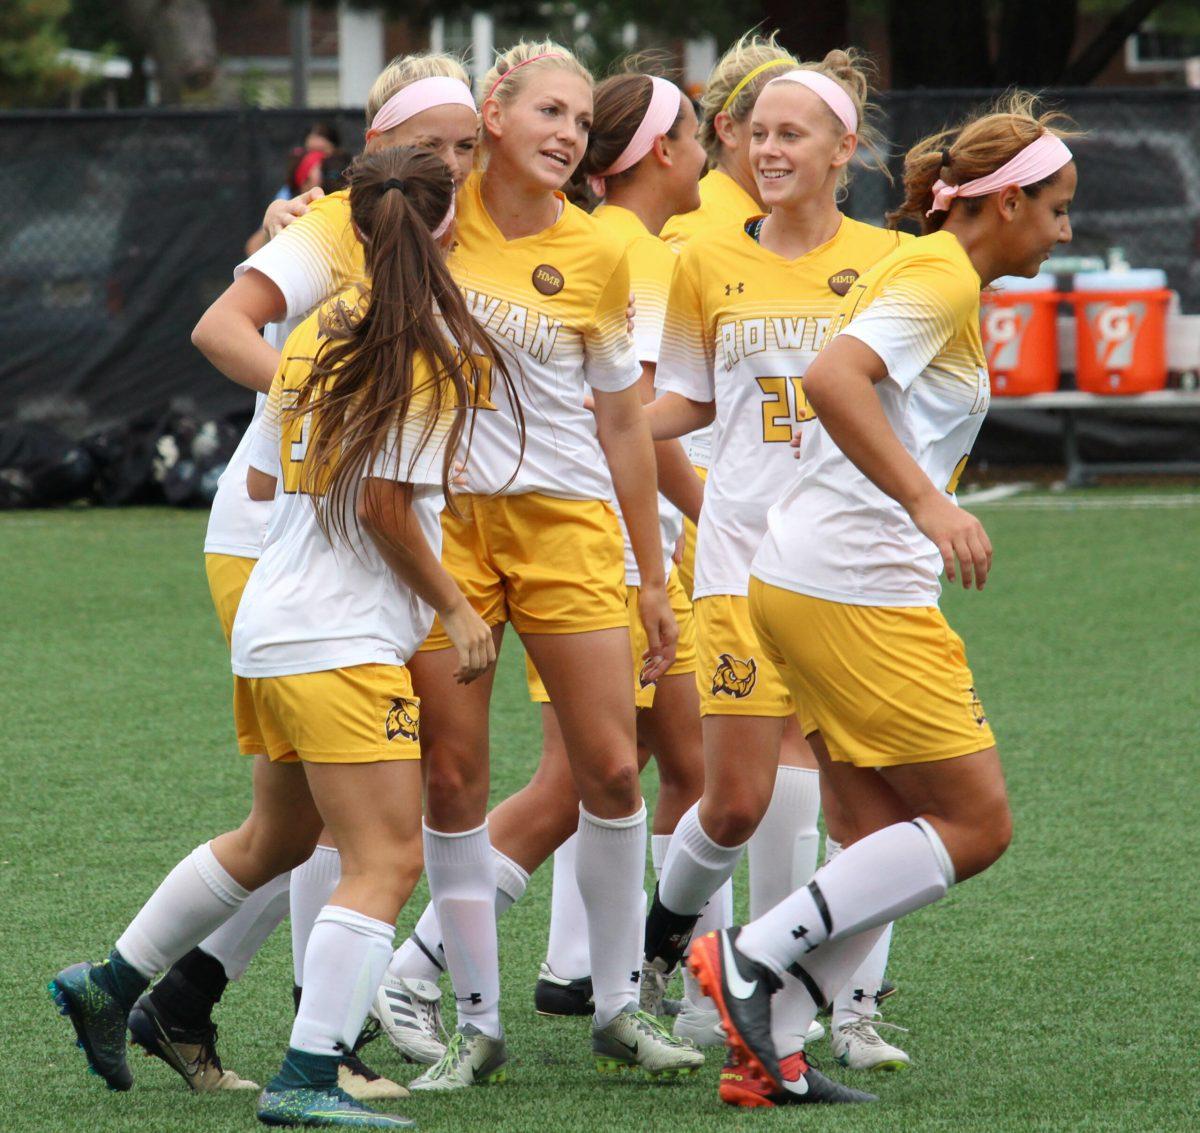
[967,685,987,726]
[711,653,757,698]
[532,263,565,296]
[385,697,420,742]
[828,268,859,296]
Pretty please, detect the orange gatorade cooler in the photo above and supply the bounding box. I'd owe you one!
[1071,269,1171,394]
[980,274,1059,395]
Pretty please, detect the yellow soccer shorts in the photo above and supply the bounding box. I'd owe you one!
[243,663,422,764]
[420,493,627,652]
[677,465,708,600]
[695,592,794,718]
[526,567,697,708]
[748,576,997,768]
[205,553,264,757]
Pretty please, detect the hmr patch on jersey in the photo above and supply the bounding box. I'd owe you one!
[711,654,757,698]
[385,697,420,742]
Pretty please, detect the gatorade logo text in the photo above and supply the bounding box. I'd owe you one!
[982,303,1030,372]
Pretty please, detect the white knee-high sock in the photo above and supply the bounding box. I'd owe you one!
[289,906,394,1056]
[748,766,821,920]
[658,802,746,916]
[545,834,591,980]
[576,804,647,1027]
[737,819,955,975]
[388,847,528,985]
[833,923,895,1028]
[654,830,726,1009]
[200,870,290,980]
[117,843,251,979]
[290,845,341,987]
[424,822,501,1037]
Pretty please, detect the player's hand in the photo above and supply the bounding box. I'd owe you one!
[672,532,685,565]
[449,458,469,491]
[440,599,496,683]
[909,491,993,590]
[637,580,677,685]
[262,187,325,240]
[790,426,803,459]
[626,293,637,336]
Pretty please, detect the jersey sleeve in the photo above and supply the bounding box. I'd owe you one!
[248,371,285,476]
[627,239,677,367]
[235,194,358,321]
[836,255,979,391]
[582,251,642,393]
[654,249,714,403]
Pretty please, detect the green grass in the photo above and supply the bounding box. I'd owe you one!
[2,491,1198,1132]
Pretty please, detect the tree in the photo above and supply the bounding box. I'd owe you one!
[0,0,82,107]
[114,0,217,104]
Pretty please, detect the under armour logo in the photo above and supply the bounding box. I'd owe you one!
[630,970,641,984]
[790,925,818,952]
[852,987,878,1005]
[456,992,483,1005]
[724,282,745,296]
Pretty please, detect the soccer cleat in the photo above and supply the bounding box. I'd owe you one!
[128,994,258,1091]
[638,959,672,1018]
[256,1084,415,1128]
[687,928,781,1088]
[832,1016,911,1071]
[533,962,594,1017]
[671,999,724,1048]
[592,1005,705,1079]
[807,1018,827,1044]
[337,1050,408,1100]
[719,1047,878,1108]
[49,961,133,1091]
[407,1025,507,1092]
[371,974,446,1065]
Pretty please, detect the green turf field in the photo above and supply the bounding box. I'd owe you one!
[3,489,1197,1132]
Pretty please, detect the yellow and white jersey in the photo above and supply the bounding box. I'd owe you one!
[752,229,990,607]
[450,175,641,500]
[592,203,681,585]
[231,289,456,678]
[657,216,906,600]
[660,169,761,471]
[206,191,365,560]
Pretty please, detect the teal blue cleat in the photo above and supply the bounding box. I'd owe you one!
[257,1086,416,1128]
[49,961,133,1091]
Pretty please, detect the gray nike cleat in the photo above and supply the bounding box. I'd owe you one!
[592,1005,705,1080]
[407,1025,507,1092]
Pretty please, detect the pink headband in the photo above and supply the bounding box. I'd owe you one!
[588,77,682,198]
[764,69,858,136]
[486,52,568,104]
[367,76,476,139]
[431,192,455,241]
[927,133,1073,216]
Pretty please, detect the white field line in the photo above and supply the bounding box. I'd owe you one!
[960,482,1033,505]
[969,493,1200,511]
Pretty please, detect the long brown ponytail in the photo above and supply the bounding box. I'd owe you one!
[288,145,521,540]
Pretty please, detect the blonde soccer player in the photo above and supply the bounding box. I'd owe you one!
[50,145,512,1130]
[381,69,714,1035]
[662,31,798,601]
[128,55,482,1095]
[391,42,702,1090]
[640,53,915,1095]
[689,92,1077,1107]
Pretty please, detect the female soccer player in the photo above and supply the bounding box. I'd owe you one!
[50,145,510,1130]
[661,31,798,601]
[640,53,912,1085]
[127,55,480,1095]
[398,41,702,1090]
[378,67,711,1037]
[689,92,1076,1107]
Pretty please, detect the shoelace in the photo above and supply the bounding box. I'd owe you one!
[632,1010,689,1046]
[425,1031,466,1080]
[353,1017,382,1052]
[838,1015,910,1047]
[399,982,448,1044]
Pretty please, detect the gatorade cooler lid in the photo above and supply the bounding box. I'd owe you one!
[1074,268,1167,292]
[990,273,1056,293]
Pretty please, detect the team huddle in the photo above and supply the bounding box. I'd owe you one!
[48,28,1078,1130]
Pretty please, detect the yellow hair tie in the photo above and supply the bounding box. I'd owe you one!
[720,58,797,114]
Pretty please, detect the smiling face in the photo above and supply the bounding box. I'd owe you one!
[484,70,594,191]
[1003,160,1077,277]
[367,103,480,187]
[749,82,854,210]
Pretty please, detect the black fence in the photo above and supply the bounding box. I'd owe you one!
[2,91,1198,460]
